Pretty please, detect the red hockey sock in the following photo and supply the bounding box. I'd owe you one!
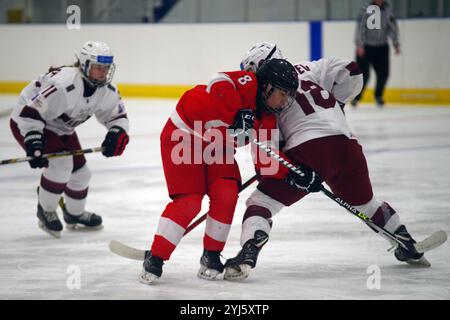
[203,178,239,252]
[151,194,203,260]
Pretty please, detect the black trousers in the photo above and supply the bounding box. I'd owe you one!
[355,44,389,101]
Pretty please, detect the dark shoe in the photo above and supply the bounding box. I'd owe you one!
[394,225,424,262]
[140,251,164,284]
[37,203,63,238]
[224,230,269,281]
[63,206,102,229]
[198,249,224,280]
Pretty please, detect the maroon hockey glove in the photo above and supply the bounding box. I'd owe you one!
[101,126,129,157]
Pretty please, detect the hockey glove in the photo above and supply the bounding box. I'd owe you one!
[101,126,129,157]
[285,164,323,193]
[24,131,48,168]
[228,109,255,138]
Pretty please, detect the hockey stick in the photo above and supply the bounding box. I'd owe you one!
[0,147,104,166]
[109,174,259,260]
[183,174,259,235]
[250,138,447,252]
[109,136,447,261]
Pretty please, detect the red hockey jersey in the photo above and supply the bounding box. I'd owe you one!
[167,70,287,178]
[169,71,276,143]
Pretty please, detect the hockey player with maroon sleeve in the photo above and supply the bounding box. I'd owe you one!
[223,42,428,281]
[9,41,129,238]
[140,59,299,285]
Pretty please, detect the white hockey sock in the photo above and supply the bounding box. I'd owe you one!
[38,187,62,212]
[241,216,272,246]
[64,196,87,216]
[64,165,91,216]
[39,157,73,211]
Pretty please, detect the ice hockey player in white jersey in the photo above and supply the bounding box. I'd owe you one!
[9,41,130,238]
[223,42,428,281]
[239,42,363,107]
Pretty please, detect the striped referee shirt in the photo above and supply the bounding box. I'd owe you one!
[355,1,399,47]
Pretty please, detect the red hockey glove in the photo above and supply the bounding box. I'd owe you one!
[101,126,129,157]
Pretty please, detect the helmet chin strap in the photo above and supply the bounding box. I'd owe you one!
[256,45,278,70]
[265,45,277,61]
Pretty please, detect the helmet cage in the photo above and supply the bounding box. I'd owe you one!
[256,59,299,114]
[80,55,115,88]
[261,82,297,115]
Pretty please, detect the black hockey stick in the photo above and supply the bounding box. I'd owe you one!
[0,147,105,166]
[109,174,259,260]
[251,138,411,250]
[183,174,259,235]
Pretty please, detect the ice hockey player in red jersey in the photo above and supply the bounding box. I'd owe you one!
[140,59,299,284]
[223,42,428,281]
[10,41,129,238]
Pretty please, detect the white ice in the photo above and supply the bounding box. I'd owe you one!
[1,96,449,300]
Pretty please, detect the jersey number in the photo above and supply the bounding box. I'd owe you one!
[295,80,336,115]
[237,75,253,85]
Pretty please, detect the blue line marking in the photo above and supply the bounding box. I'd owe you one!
[310,21,322,61]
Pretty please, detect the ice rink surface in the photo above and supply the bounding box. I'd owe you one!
[1,95,449,300]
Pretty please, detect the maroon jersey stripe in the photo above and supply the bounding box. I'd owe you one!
[41,85,55,96]
[346,61,362,76]
[19,106,46,123]
[43,87,57,98]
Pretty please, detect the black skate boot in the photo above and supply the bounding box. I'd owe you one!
[62,205,103,230]
[394,225,430,267]
[140,251,164,285]
[197,249,224,280]
[224,230,269,281]
[37,203,63,238]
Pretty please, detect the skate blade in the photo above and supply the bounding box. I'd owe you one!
[139,270,159,285]
[197,266,222,280]
[65,223,104,231]
[224,264,252,281]
[406,256,431,268]
[38,221,61,239]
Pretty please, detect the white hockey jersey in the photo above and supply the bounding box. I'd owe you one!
[293,58,363,104]
[279,58,363,152]
[11,67,129,137]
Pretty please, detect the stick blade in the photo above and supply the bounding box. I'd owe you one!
[415,230,448,254]
[109,240,147,261]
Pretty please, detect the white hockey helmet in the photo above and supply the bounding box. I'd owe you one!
[77,41,115,88]
[240,42,283,73]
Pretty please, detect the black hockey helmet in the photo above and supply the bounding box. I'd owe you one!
[256,58,299,114]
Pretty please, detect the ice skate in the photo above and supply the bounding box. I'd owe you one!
[393,225,430,267]
[224,230,268,281]
[37,203,63,239]
[62,202,103,230]
[197,249,224,280]
[140,251,164,285]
